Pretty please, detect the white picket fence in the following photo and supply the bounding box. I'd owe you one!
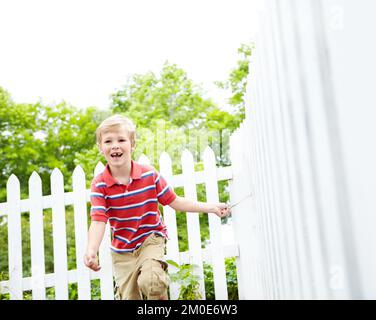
[0,147,239,300]
[232,0,376,299]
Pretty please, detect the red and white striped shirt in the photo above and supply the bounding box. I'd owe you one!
[90,160,176,253]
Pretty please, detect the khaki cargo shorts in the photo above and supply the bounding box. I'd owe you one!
[111,233,170,300]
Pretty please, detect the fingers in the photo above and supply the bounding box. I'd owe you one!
[215,204,231,218]
[84,254,101,272]
[220,207,231,217]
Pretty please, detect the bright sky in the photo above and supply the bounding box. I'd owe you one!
[0,0,261,109]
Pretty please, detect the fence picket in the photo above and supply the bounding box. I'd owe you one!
[159,152,180,300]
[29,172,46,300]
[203,147,228,300]
[98,223,114,300]
[6,175,23,300]
[72,166,91,300]
[51,168,69,299]
[94,161,105,177]
[93,162,114,300]
[229,130,247,299]
[181,149,205,299]
[138,154,151,165]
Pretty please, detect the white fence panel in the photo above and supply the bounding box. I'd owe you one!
[1,157,236,300]
[203,147,228,300]
[72,166,91,300]
[29,172,46,300]
[51,168,69,300]
[159,152,180,300]
[233,0,376,299]
[6,175,23,300]
[181,149,205,299]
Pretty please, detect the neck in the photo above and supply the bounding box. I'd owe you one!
[108,160,132,180]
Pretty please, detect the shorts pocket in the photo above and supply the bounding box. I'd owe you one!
[150,259,170,295]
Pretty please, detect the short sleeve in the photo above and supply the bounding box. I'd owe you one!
[90,180,108,223]
[154,171,177,206]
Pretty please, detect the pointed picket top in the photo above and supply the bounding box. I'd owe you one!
[73,165,85,180]
[181,149,195,183]
[181,148,194,165]
[138,154,150,165]
[51,167,64,180]
[159,151,172,166]
[159,152,173,185]
[29,171,42,199]
[29,171,42,185]
[203,146,217,182]
[203,146,216,163]
[7,174,20,189]
[73,165,86,194]
[94,161,105,177]
[73,164,85,175]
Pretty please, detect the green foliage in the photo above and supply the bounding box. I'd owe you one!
[225,257,239,300]
[215,43,254,127]
[111,62,217,129]
[168,257,238,300]
[167,260,203,300]
[0,91,107,202]
[0,271,10,300]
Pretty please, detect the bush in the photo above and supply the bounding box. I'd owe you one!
[168,257,238,300]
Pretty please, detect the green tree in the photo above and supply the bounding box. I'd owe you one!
[111,62,219,129]
[215,43,254,127]
[0,90,106,201]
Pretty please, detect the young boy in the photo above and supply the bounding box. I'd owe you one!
[84,114,231,300]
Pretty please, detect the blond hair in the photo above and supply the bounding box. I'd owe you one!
[96,114,136,146]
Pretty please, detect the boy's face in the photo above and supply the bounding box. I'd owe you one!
[99,126,134,170]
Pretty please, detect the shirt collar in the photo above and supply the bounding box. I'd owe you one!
[102,160,142,187]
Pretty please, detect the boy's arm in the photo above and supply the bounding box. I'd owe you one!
[168,195,231,218]
[84,221,106,272]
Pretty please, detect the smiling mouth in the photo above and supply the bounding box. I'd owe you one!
[110,152,123,158]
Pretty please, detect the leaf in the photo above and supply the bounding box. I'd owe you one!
[166,259,180,268]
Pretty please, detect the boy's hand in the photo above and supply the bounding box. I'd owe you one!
[84,249,101,272]
[211,203,231,218]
